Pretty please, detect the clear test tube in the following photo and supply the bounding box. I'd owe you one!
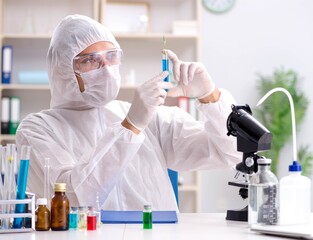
[0,145,4,200]
[162,35,169,91]
[95,192,101,227]
[162,50,169,84]
[44,157,50,209]
[2,144,16,229]
[0,145,4,215]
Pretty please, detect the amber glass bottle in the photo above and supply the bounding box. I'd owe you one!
[35,198,50,231]
[51,183,69,231]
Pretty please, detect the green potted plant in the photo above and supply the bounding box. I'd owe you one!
[255,68,313,176]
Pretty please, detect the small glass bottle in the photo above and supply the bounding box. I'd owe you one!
[69,206,78,230]
[51,183,69,231]
[87,206,97,231]
[78,206,87,230]
[248,158,279,225]
[35,198,50,231]
[143,205,152,229]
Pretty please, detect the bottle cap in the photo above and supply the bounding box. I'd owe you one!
[143,204,152,210]
[71,206,78,211]
[257,158,272,165]
[289,160,302,172]
[36,198,47,205]
[54,183,66,192]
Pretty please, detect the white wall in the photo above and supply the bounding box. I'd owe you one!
[200,0,313,212]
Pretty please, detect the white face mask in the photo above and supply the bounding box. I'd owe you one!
[80,65,121,107]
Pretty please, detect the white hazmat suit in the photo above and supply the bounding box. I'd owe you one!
[16,15,241,211]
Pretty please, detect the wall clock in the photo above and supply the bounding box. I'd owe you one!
[203,0,236,14]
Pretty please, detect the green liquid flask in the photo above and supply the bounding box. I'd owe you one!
[143,205,152,229]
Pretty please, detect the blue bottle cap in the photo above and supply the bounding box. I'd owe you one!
[289,161,302,172]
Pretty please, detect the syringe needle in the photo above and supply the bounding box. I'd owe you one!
[163,35,166,49]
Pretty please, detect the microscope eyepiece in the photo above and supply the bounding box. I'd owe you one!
[227,104,272,153]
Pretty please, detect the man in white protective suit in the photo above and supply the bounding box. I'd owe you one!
[16,14,241,211]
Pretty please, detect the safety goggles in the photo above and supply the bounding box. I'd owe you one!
[73,49,123,74]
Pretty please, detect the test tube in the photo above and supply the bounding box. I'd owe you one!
[0,145,4,200]
[162,36,169,91]
[44,157,50,209]
[0,146,4,214]
[13,145,31,228]
[2,144,16,229]
[95,192,102,227]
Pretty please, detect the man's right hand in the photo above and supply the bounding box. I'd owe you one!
[125,71,172,132]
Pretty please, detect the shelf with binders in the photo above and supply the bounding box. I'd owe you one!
[0,88,51,143]
[1,96,20,134]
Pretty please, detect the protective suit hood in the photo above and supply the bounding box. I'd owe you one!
[47,14,120,109]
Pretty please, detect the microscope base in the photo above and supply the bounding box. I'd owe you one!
[226,206,248,222]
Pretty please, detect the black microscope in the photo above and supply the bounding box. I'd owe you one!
[225,104,272,222]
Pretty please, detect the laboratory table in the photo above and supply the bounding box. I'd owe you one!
[2,213,277,240]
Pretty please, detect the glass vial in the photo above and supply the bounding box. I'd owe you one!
[35,198,50,231]
[69,206,78,229]
[87,206,97,231]
[143,205,152,229]
[95,192,102,228]
[248,158,279,225]
[78,206,87,230]
[51,183,69,230]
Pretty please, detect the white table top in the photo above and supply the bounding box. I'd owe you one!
[2,213,273,240]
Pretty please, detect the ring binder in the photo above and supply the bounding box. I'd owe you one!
[1,46,13,84]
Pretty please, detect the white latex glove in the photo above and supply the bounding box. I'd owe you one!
[166,50,215,99]
[126,71,173,131]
